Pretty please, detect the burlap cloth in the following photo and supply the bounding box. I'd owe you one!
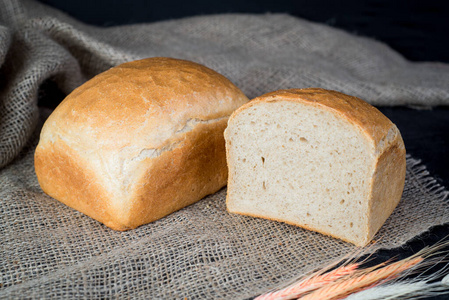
[1,0,449,298]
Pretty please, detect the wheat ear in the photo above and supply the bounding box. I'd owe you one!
[255,263,359,300]
[299,256,423,300]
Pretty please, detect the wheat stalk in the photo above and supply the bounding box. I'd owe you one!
[298,256,424,300]
[256,239,449,300]
[255,263,359,300]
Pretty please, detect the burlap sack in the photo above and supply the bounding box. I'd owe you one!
[1,0,449,298]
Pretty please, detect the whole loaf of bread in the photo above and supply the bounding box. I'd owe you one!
[225,88,406,246]
[35,57,249,230]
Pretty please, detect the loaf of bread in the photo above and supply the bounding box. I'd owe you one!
[224,88,406,246]
[35,57,249,230]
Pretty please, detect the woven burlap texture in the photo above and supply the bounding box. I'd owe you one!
[1,0,449,298]
[1,112,449,299]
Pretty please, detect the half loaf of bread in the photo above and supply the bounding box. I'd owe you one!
[224,88,406,246]
[35,57,249,230]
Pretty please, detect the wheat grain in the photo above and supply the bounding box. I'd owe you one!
[256,264,358,300]
[299,256,423,300]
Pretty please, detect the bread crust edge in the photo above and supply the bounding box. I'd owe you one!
[35,119,229,230]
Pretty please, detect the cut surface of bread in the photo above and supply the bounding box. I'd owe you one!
[225,88,406,246]
[35,57,249,230]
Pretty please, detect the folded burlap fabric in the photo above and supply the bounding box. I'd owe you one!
[1,0,449,298]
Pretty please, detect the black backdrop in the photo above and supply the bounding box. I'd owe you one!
[38,0,449,63]
[34,1,449,299]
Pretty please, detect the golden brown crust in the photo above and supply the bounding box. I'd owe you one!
[40,57,248,150]
[36,119,229,230]
[367,133,406,241]
[35,57,249,230]
[123,119,229,230]
[34,141,117,227]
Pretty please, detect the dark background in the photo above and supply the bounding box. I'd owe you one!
[36,1,449,298]
[38,0,449,63]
